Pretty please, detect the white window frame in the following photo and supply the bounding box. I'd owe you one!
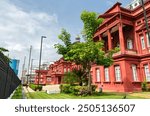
[68,68,70,72]
[64,68,67,73]
[115,66,121,82]
[146,33,150,47]
[127,39,133,49]
[96,68,100,82]
[104,67,109,82]
[132,64,138,81]
[144,64,150,81]
[140,36,145,49]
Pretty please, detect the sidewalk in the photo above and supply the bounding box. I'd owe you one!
[23,86,35,93]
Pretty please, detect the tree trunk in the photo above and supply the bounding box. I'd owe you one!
[87,67,92,95]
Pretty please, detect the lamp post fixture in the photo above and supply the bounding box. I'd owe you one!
[38,36,46,86]
[141,0,150,45]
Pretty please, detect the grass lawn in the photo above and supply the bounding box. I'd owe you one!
[26,91,150,99]
[11,85,23,99]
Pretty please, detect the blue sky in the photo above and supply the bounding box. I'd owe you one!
[11,0,131,38]
[0,0,132,75]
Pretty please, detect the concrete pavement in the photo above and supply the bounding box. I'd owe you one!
[43,85,60,94]
[23,86,35,93]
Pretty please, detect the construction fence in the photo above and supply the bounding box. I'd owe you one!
[0,52,21,99]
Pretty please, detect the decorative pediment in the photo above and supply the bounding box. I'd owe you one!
[99,2,121,19]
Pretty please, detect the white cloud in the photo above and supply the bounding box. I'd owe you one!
[0,0,61,76]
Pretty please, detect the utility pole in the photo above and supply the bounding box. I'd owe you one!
[21,56,26,84]
[38,36,46,86]
[27,45,32,85]
[141,0,150,45]
[30,59,34,84]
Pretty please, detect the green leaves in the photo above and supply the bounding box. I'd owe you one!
[54,29,71,56]
[58,28,71,47]
[0,47,10,63]
[0,47,9,52]
[81,10,103,42]
[54,10,117,93]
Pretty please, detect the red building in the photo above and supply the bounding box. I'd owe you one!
[92,0,150,92]
[34,70,48,85]
[34,0,150,92]
[46,58,73,84]
[34,58,75,85]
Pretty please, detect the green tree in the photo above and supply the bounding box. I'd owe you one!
[81,10,103,42]
[55,11,117,94]
[63,72,78,86]
[63,68,88,86]
[72,68,88,86]
[0,47,10,63]
[54,28,71,57]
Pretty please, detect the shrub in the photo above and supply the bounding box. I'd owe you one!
[38,85,42,91]
[60,84,97,96]
[69,86,75,93]
[73,86,82,95]
[141,81,148,91]
[59,84,63,92]
[147,84,150,92]
[91,85,97,92]
[73,86,89,96]
[29,84,42,91]
[60,84,71,93]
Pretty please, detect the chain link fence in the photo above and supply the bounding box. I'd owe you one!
[0,53,21,99]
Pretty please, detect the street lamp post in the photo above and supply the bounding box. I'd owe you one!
[21,56,26,84]
[141,0,150,45]
[27,45,32,85]
[37,36,46,86]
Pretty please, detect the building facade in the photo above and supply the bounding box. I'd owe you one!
[34,63,49,85]
[34,58,74,85]
[34,0,150,92]
[9,59,20,76]
[46,58,73,84]
[92,0,150,92]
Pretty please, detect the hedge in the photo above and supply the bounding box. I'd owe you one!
[29,84,42,91]
[60,84,97,96]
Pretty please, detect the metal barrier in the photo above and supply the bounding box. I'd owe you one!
[0,53,21,99]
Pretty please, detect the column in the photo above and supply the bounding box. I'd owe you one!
[143,30,148,51]
[118,23,125,53]
[107,29,112,50]
[137,33,143,54]
[98,34,102,41]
